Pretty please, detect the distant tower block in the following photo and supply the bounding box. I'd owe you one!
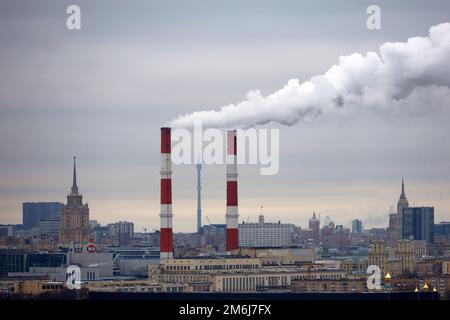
[160,127,174,260]
[226,129,239,254]
[196,163,202,233]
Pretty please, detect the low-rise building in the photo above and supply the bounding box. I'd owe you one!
[340,260,369,274]
[148,257,346,293]
[292,278,367,293]
[236,247,315,265]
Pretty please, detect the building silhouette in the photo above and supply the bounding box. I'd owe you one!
[351,219,363,234]
[387,179,409,247]
[402,207,434,244]
[397,178,410,236]
[308,212,320,245]
[22,202,62,230]
[59,157,89,245]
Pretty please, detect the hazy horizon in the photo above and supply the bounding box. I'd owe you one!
[1,0,450,232]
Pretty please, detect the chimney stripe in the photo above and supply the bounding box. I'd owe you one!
[226,129,239,254]
[160,127,173,260]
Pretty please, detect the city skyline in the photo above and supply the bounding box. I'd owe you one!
[1,2,450,305]
[1,1,450,232]
[5,156,447,233]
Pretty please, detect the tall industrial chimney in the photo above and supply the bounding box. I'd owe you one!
[226,129,239,254]
[196,163,202,233]
[160,127,173,260]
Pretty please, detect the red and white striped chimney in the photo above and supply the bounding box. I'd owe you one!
[160,127,173,260]
[226,129,239,254]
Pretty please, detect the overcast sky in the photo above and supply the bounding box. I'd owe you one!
[1,0,450,232]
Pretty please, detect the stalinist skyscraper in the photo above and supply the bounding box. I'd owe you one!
[59,157,90,245]
[397,178,410,238]
[387,178,409,247]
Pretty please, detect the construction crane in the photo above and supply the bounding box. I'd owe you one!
[205,216,212,225]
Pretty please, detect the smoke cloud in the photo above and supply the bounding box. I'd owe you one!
[170,23,450,128]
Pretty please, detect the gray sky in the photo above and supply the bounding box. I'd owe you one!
[1,0,450,232]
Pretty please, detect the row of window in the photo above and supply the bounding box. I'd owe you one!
[118,286,184,293]
[42,284,63,290]
[222,276,266,291]
[165,264,258,271]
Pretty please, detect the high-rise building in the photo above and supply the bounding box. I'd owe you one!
[22,202,62,230]
[352,219,363,234]
[402,207,434,243]
[328,225,351,250]
[368,241,389,274]
[397,178,410,237]
[411,240,427,258]
[39,219,60,238]
[308,212,320,245]
[238,215,295,248]
[321,217,335,248]
[434,221,450,243]
[387,179,409,247]
[108,221,134,246]
[386,213,400,248]
[395,240,414,275]
[59,157,90,245]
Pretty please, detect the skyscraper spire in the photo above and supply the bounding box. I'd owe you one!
[401,177,405,197]
[60,155,89,245]
[71,156,78,195]
[396,177,410,242]
[399,177,408,201]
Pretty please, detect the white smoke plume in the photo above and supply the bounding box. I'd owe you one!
[170,23,450,129]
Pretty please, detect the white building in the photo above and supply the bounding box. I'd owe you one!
[238,215,295,248]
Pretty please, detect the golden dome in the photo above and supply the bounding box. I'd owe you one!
[414,287,419,292]
[384,272,391,280]
[423,283,429,290]
[432,287,437,292]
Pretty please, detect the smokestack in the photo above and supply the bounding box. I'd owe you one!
[226,129,239,254]
[196,163,202,233]
[160,127,173,260]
